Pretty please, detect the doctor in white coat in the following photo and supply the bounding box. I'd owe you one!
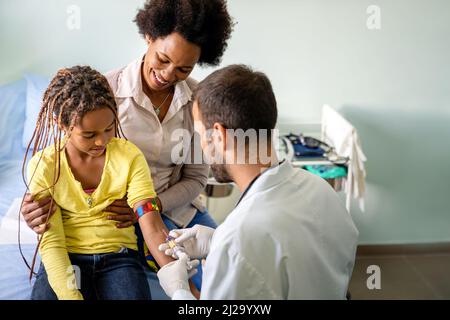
[157,64,359,299]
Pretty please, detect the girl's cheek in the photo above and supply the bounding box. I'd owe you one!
[106,132,115,143]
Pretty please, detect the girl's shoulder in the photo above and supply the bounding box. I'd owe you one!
[28,144,59,168]
[27,145,61,185]
[107,138,144,159]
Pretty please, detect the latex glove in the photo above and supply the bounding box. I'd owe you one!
[158,224,215,259]
[180,252,201,276]
[157,253,199,298]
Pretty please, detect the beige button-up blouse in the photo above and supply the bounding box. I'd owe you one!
[105,57,208,227]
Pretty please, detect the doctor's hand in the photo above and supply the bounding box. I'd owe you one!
[157,253,200,298]
[158,224,215,259]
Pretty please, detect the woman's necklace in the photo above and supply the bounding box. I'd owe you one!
[151,89,172,116]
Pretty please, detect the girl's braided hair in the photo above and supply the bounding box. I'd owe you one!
[20,66,124,279]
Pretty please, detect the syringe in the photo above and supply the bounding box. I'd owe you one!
[163,230,192,270]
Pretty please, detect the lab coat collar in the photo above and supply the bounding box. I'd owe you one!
[114,56,192,113]
[237,160,294,207]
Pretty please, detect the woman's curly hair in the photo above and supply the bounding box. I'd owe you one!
[135,0,234,66]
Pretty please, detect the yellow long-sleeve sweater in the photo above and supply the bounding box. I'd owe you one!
[27,138,156,300]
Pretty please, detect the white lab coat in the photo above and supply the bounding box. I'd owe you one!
[174,160,359,300]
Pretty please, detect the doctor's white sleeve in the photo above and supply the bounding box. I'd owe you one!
[200,243,278,299]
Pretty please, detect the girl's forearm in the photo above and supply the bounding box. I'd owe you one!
[137,210,175,267]
[134,199,201,297]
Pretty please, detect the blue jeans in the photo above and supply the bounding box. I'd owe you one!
[31,248,151,300]
[137,209,218,299]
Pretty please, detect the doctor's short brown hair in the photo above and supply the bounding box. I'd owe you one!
[194,64,278,136]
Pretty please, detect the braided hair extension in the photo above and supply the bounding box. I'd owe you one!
[19,66,125,280]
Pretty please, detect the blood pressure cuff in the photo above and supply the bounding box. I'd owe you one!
[285,133,326,157]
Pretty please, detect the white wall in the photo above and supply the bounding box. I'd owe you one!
[1,0,449,244]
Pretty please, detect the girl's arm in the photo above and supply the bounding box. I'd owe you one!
[38,206,84,300]
[27,156,83,300]
[127,149,200,298]
[134,199,174,267]
[134,199,201,299]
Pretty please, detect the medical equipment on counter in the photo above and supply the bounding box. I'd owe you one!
[281,133,349,165]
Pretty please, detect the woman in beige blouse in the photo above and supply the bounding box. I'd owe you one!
[21,0,233,299]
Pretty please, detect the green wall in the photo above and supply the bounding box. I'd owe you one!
[1,0,449,244]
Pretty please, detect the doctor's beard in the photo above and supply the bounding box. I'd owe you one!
[211,164,233,184]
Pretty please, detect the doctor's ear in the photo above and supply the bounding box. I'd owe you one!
[212,122,228,151]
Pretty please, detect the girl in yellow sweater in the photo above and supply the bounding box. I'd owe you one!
[24,66,180,300]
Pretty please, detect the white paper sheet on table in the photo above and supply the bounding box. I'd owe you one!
[0,197,38,245]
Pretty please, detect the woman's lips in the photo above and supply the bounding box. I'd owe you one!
[152,70,169,87]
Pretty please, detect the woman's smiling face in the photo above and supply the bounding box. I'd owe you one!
[142,32,201,91]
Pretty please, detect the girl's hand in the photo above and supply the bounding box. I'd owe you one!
[21,193,56,234]
[106,198,137,228]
